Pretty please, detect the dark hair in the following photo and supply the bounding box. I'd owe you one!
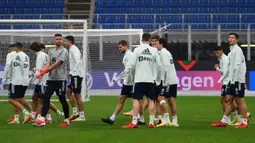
[29,42,41,52]
[65,35,75,44]
[54,33,62,37]
[151,35,160,41]
[159,38,167,47]
[15,42,23,49]
[118,40,128,46]
[8,44,16,48]
[214,46,223,51]
[229,32,239,39]
[142,33,151,41]
[39,43,45,50]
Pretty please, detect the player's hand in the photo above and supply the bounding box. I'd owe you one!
[217,79,222,84]
[113,78,118,83]
[1,77,8,84]
[230,80,235,85]
[36,68,50,79]
[214,64,219,69]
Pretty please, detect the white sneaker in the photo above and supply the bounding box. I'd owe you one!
[8,118,20,124]
[72,117,86,122]
[172,122,179,127]
[57,112,64,122]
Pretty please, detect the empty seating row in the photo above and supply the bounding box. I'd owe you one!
[96,0,255,7]
[92,23,255,30]
[0,24,62,29]
[0,0,64,8]
[96,7,255,14]
[94,15,255,23]
[0,15,63,19]
[0,8,64,14]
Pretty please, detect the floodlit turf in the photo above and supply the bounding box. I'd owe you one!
[0,96,254,143]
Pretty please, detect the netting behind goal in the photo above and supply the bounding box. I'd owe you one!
[0,21,143,101]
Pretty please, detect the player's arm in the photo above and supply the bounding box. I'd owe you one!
[232,50,243,83]
[70,48,82,74]
[2,54,12,78]
[218,57,229,83]
[37,49,68,78]
[155,51,162,71]
[115,50,137,81]
[161,52,171,85]
[215,63,223,74]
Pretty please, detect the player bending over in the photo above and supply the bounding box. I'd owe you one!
[30,42,64,123]
[212,33,249,128]
[64,36,85,122]
[33,34,70,127]
[121,33,161,128]
[7,42,32,124]
[156,38,179,127]
[101,40,136,125]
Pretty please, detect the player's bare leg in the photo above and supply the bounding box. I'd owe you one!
[138,100,145,125]
[8,98,30,124]
[72,93,85,122]
[122,99,140,128]
[18,98,32,111]
[220,96,226,112]
[147,98,156,128]
[212,95,233,127]
[67,88,79,120]
[49,102,64,122]
[157,96,171,127]
[101,95,128,125]
[8,106,20,123]
[168,97,178,127]
[31,93,39,119]
[155,100,163,124]
[142,98,148,112]
[235,97,248,128]
[230,99,239,125]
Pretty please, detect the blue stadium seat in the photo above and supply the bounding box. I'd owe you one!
[0,16,11,19]
[127,15,154,23]
[13,8,25,14]
[156,15,182,23]
[102,24,125,29]
[228,0,236,6]
[98,15,125,23]
[200,0,209,6]
[153,0,164,6]
[190,0,199,6]
[247,7,255,13]
[27,0,36,7]
[43,24,62,29]
[199,8,209,13]
[131,24,154,29]
[242,15,255,23]
[247,0,255,6]
[184,15,211,23]
[17,0,27,7]
[0,25,11,29]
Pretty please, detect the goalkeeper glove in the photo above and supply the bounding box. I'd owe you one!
[36,68,50,79]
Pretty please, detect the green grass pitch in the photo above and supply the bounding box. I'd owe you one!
[0,96,254,143]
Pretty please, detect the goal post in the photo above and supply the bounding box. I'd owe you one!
[0,19,144,101]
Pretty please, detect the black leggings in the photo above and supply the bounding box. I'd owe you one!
[41,81,69,119]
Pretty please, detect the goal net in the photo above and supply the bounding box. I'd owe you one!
[0,20,143,101]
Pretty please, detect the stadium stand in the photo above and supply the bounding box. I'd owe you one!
[0,0,65,29]
[94,0,255,29]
